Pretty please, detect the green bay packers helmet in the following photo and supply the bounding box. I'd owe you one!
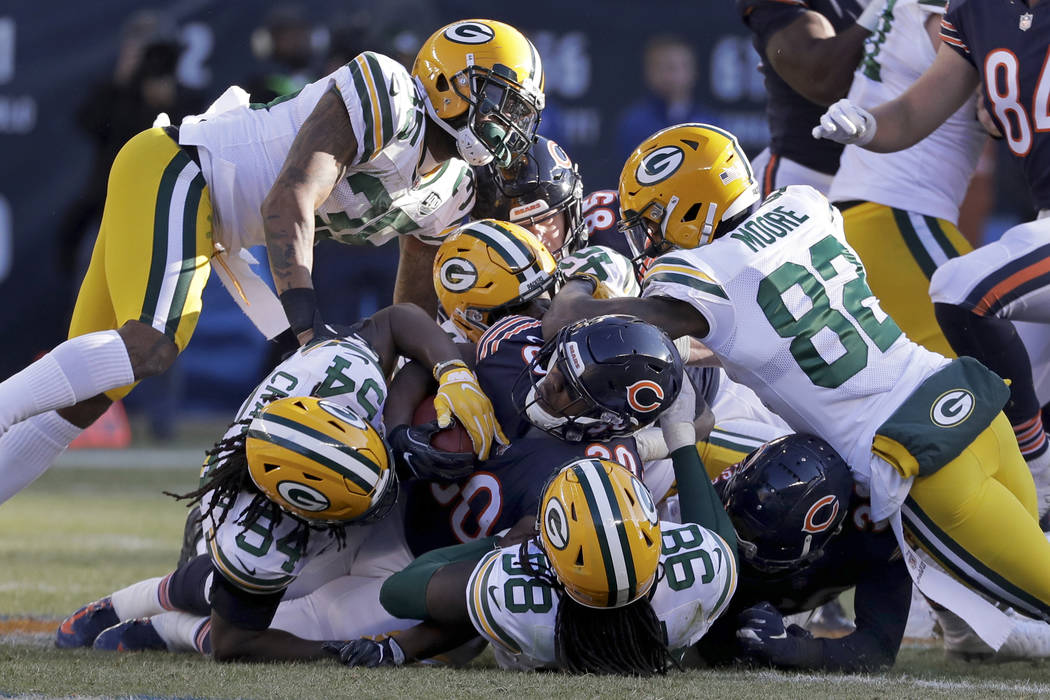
[434,218,557,342]
[539,458,661,609]
[618,123,759,257]
[245,396,397,525]
[413,19,544,167]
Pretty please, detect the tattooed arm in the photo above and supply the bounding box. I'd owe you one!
[262,87,358,344]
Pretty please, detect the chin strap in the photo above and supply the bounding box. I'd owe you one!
[414,75,494,166]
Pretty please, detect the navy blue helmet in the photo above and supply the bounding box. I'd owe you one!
[719,434,854,573]
[516,315,684,442]
[471,135,586,258]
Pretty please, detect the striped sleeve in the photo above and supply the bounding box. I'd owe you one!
[335,52,407,165]
[466,551,524,655]
[643,255,729,301]
[939,13,972,63]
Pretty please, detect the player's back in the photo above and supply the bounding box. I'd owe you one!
[644,186,947,468]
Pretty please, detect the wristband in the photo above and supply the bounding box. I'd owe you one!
[279,288,320,336]
[433,358,468,381]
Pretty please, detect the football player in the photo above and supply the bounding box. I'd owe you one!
[325,376,739,675]
[0,19,537,502]
[812,0,1050,522]
[544,123,1050,651]
[55,302,503,660]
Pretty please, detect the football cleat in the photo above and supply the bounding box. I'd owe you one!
[55,597,118,648]
[93,618,167,652]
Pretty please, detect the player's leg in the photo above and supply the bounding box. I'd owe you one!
[843,203,971,358]
[931,217,1050,517]
[0,129,212,504]
[902,414,1050,622]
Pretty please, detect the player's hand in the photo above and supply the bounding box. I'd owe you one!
[659,374,697,452]
[323,636,406,667]
[558,246,640,298]
[432,360,509,460]
[387,422,476,482]
[736,601,815,668]
[812,99,877,146]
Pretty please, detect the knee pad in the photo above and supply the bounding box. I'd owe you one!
[166,553,215,616]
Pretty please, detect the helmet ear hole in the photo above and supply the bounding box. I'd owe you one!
[435,74,450,92]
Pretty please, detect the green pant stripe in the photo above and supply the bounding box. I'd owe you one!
[141,149,194,327]
[164,171,207,339]
[923,215,965,260]
[902,496,1049,618]
[891,208,937,279]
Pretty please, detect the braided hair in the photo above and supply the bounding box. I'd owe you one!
[167,418,347,551]
[518,539,679,676]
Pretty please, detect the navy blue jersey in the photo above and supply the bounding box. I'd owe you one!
[698,478,910,669]
[738,0,865,175]
[475,314,546,439]
[582,189,633,259]
[404,434,642,556]
[942,0,1050,209]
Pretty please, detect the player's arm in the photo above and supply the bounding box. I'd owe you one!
[393,235,441,316]
[542,278,709,341]
[263,87,358,345]
[737,558,910,670]
[357,303,475,376]
[208,576,327,662]
[764,11,871,105]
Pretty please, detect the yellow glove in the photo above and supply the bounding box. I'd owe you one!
[433,360,509,460]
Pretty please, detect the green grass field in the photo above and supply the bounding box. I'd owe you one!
[2,457,1049,699]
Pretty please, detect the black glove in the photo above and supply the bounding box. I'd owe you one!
[388,423,476,482]
[736,601,817,668]
[323,637,406,667]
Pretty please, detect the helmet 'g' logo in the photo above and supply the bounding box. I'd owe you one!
[626,380,664,413]
[443,22,495,44]
[543,497,570,549]
[931,389,975,427]
[802,494,839,534]
[278,481,331,512]
[636,146,684,186]
[439,258,478,292]
[632,478,659,525]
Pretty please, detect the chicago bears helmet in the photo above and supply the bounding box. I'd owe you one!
[719,434,853,573]
[433,219,557,342]
[245,396,397,525]
[413,19,544,167]
[472,135,585,258]
[539,458,662,608]
[517,315,683,442]
[618,123,759,258]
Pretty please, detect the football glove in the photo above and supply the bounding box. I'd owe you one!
[324,636,406,668]
[659,374,697,453]
[387,422,476,482]
[432,360,508,460]
[558,246,640,298]
[811,99,877,146]
[736,601,818,668]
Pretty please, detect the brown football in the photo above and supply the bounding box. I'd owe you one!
[412,395,474,454]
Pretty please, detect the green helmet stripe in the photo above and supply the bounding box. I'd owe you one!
[572,460,636,607]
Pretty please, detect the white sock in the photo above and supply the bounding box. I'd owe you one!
[0,411,82,504]
[150,611,210,654]
[0,331,135,432]
[111,576,167,620]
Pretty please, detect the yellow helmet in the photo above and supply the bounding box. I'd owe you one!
[412,19,544,167]
[245,396,397,525]
[434,218,557,342]
[538,458,662,609]
[618,123,759,256]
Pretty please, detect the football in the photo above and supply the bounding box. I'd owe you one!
[412,395,475,454]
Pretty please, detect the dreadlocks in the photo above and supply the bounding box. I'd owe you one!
[167,418,347,551]
[517,539,679,676]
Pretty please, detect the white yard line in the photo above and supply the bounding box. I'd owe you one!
[53,448,203,470]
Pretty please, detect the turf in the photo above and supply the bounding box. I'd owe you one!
[1,461,1048,699]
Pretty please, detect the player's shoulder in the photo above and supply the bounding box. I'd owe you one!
[476,314,545,363]
[337,50,423,161]
[642,248,729,300]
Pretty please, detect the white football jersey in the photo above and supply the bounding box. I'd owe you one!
[642,186,948,474]
[178,51,473,253]
[465,522,736,669]
[201,333,389,594]
[829,0,983,223]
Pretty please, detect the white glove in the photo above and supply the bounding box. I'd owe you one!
[659,375,697,453]
[558,246,640,298]
[812,99,877,146]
